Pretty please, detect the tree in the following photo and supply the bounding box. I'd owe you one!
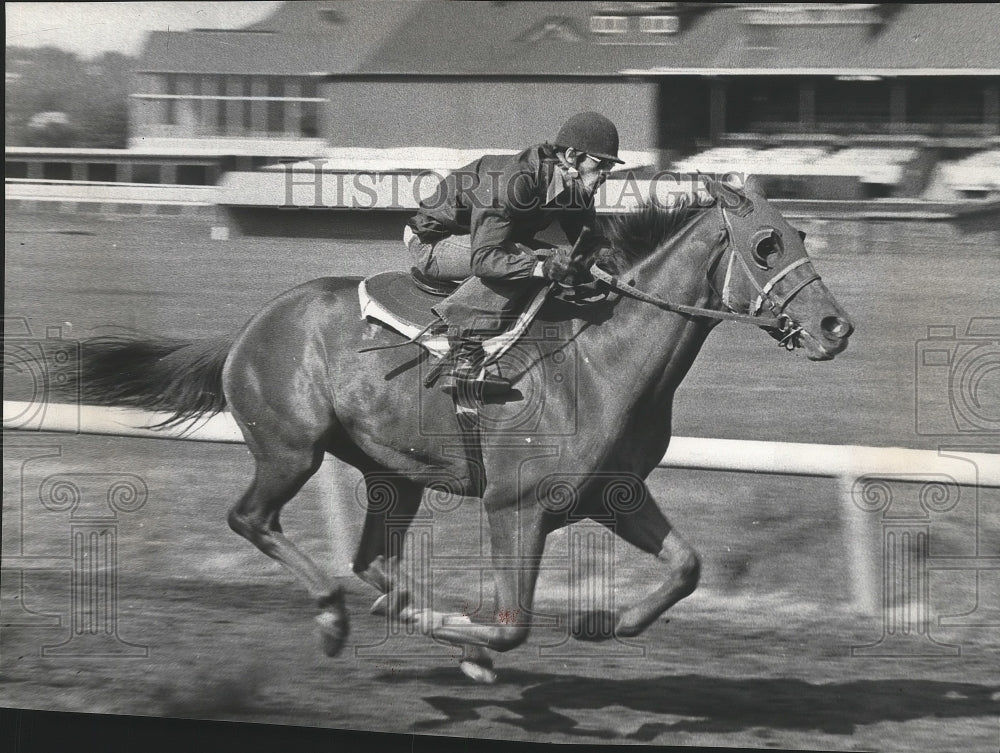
[5,46,134,148]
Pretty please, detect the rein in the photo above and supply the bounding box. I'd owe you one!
[589,264,782,328]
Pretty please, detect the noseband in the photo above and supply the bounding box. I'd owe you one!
[718,207,821,319]
[589,204,824,348]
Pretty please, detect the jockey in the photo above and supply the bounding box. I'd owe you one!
[404,111,623,396]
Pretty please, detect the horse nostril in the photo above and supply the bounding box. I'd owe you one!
[822,316,853,339]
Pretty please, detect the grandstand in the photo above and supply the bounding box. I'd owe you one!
[6,2,1000,214]
[119,2,1000,207]
[672,144,925,198]
[936,149,1000,198]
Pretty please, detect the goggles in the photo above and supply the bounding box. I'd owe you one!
[584,154,617,172]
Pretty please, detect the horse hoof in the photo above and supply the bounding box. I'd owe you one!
[570,610,617,641]
[459,659,497,684]
[371,590,410,618]
[459,645,496,683]
[315,610,349,657]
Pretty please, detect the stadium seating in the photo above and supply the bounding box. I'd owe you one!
[279,147,657,173]
[937,149,1000,194]
[672,145,918,186]
[813,147,918,185]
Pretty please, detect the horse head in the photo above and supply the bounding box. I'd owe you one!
[704,175,854,360]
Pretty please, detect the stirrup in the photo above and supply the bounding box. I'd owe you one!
[439,358,511,398]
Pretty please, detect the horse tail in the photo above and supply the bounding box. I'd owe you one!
[70,335,231,427]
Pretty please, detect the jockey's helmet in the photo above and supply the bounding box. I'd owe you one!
[554,112,625,164]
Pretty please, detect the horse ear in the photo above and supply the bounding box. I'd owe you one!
[700,175,741,206]
[744,175,767,198]
[701,175,753,216]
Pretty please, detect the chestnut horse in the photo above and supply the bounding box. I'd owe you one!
[72,177,853,681]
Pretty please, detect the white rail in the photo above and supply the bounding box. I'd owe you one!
[5,400,999,612]
[5,179,218,205]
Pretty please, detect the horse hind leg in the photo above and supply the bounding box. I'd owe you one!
[227,441,350,657]
[349,473,497,682]
[350,472,425,617]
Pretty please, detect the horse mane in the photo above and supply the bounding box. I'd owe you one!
[595,196,714,273]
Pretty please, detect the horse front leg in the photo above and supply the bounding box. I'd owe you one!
[403,494,550,682]
[590,481,701,639]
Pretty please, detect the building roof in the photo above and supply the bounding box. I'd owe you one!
[362,2,1000,75]
[136,2,1000,77]
[136,1,421,75]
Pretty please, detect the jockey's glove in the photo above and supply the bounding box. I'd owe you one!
[540,251,590,286]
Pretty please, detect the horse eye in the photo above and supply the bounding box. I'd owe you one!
[751,231,782,269]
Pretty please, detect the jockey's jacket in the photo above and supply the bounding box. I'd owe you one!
[407,145,598,282]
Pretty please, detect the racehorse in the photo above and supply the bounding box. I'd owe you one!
[70,176,853,682]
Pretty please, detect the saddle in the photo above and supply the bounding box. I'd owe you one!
[359,268,610,360]
[358,270,453,358]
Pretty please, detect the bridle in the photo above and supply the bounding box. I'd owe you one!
[589,203,823,349]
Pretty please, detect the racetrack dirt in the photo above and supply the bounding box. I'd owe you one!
[3,210,999,750]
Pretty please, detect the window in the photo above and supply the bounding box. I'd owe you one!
[87,163,117,182]
[164,73,177,125]
[640,15,679,34]
[590,15,627,34]
[300,101,318,137]
[816,79,891,125]
[131,164,162,184]
[523,17,583,42]
[42,163,72,180]
[177,165,209,185]
[6,161,28,179]
[726,77,800,130]
[132,72,324,139]
[266,76,284,134]
[242,76,254,132]
[908,77,985,125]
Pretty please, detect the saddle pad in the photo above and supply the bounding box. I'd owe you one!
[359,272,450,357]
[359,271,547,362]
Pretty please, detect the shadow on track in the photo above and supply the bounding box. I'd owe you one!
[402,670,1000,740]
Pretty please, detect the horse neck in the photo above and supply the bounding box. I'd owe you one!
[584,209,726,408]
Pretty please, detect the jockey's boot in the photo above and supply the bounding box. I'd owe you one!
[439,336,511,398]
